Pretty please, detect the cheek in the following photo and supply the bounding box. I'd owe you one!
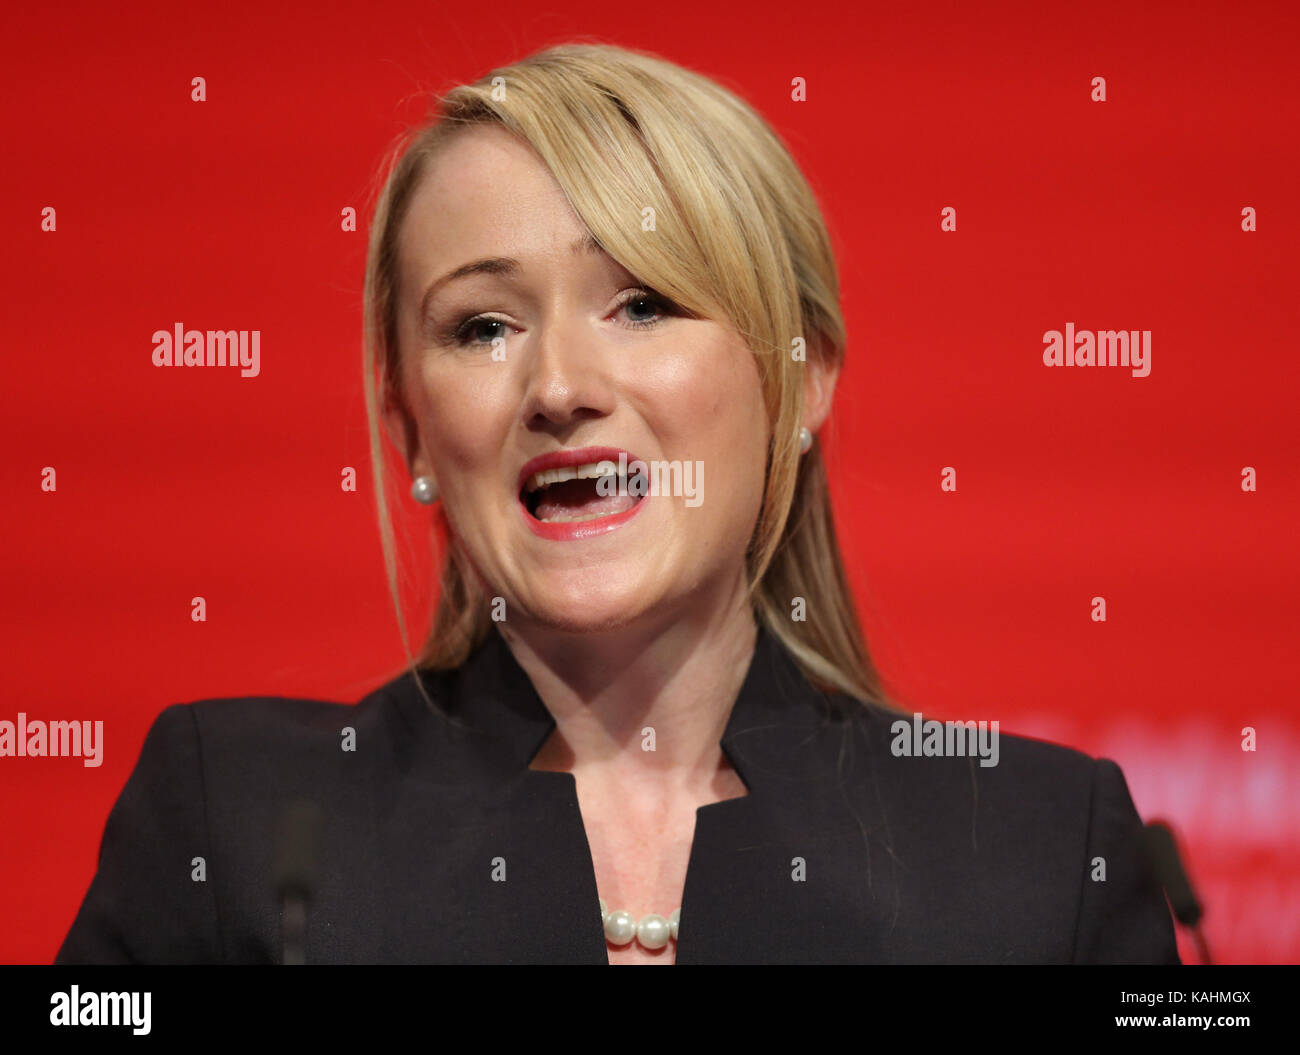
[640,335,763,432]
[636,340,768,513]
[412,361,514,491]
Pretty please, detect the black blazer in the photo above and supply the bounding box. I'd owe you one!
[56,625,1180,964]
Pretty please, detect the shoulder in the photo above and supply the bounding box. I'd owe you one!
[55,675,426,965]
[824,698,1177,963]
[125,671,441,812]
[752,689,1135,865]
[181,678,402,736]
[838,697,1146,851]
[829,696,1104,801]
[151,670,422,757]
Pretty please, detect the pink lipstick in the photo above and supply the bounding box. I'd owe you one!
[517,446,648,541]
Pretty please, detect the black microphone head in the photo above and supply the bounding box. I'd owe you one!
[274,799,323,902]
[1143,820,1202,926]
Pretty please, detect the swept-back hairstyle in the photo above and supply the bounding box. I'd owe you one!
[363,41,895,709]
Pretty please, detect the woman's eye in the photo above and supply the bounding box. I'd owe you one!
[615,290,672,329]
[448,290,674,347]
[453,317,508,346]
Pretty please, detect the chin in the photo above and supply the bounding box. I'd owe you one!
[516,579,661,636]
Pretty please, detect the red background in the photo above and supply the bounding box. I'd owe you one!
[2,0,1296,964]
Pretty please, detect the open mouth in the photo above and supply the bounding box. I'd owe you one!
[520,458,644,524]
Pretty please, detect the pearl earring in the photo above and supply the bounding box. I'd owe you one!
[410,475,439,504]
[799,427,813,454]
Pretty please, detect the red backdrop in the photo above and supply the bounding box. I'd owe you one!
[2,0,1296,964]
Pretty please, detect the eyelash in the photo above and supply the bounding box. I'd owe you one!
[445,288,674,348]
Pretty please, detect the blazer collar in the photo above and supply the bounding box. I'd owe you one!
[390,620,847,793]
[378,622,888,963]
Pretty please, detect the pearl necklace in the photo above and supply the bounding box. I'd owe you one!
[600,898,680,950]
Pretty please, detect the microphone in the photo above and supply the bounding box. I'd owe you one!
[274,799,323,966]
[1143,820,1212,964]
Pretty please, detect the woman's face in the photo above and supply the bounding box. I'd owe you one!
[388,124,771,635]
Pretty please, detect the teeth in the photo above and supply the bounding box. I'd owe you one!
[536,507,628,524]
[525,460,619,494]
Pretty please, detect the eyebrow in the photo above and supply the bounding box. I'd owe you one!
[418,234,606,319]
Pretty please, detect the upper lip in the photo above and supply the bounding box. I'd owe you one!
[516,446,641,498]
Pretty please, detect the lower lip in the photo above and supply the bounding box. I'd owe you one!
[518,496,646,541]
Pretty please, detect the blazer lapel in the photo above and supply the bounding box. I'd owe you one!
[675,627,898,964]
[381,628,607,963]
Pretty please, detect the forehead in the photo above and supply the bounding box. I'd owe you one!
[397,125,589,298]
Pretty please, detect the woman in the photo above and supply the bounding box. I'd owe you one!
[56,42,1179,965]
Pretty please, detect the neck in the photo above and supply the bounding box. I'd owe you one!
[500,572,759,790]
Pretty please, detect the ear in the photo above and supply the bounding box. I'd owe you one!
[801,345,840,434]
[382,392,433,481]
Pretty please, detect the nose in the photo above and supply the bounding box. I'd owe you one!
[518,309,616,433]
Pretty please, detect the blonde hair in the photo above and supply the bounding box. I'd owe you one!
[362,41,897,710]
